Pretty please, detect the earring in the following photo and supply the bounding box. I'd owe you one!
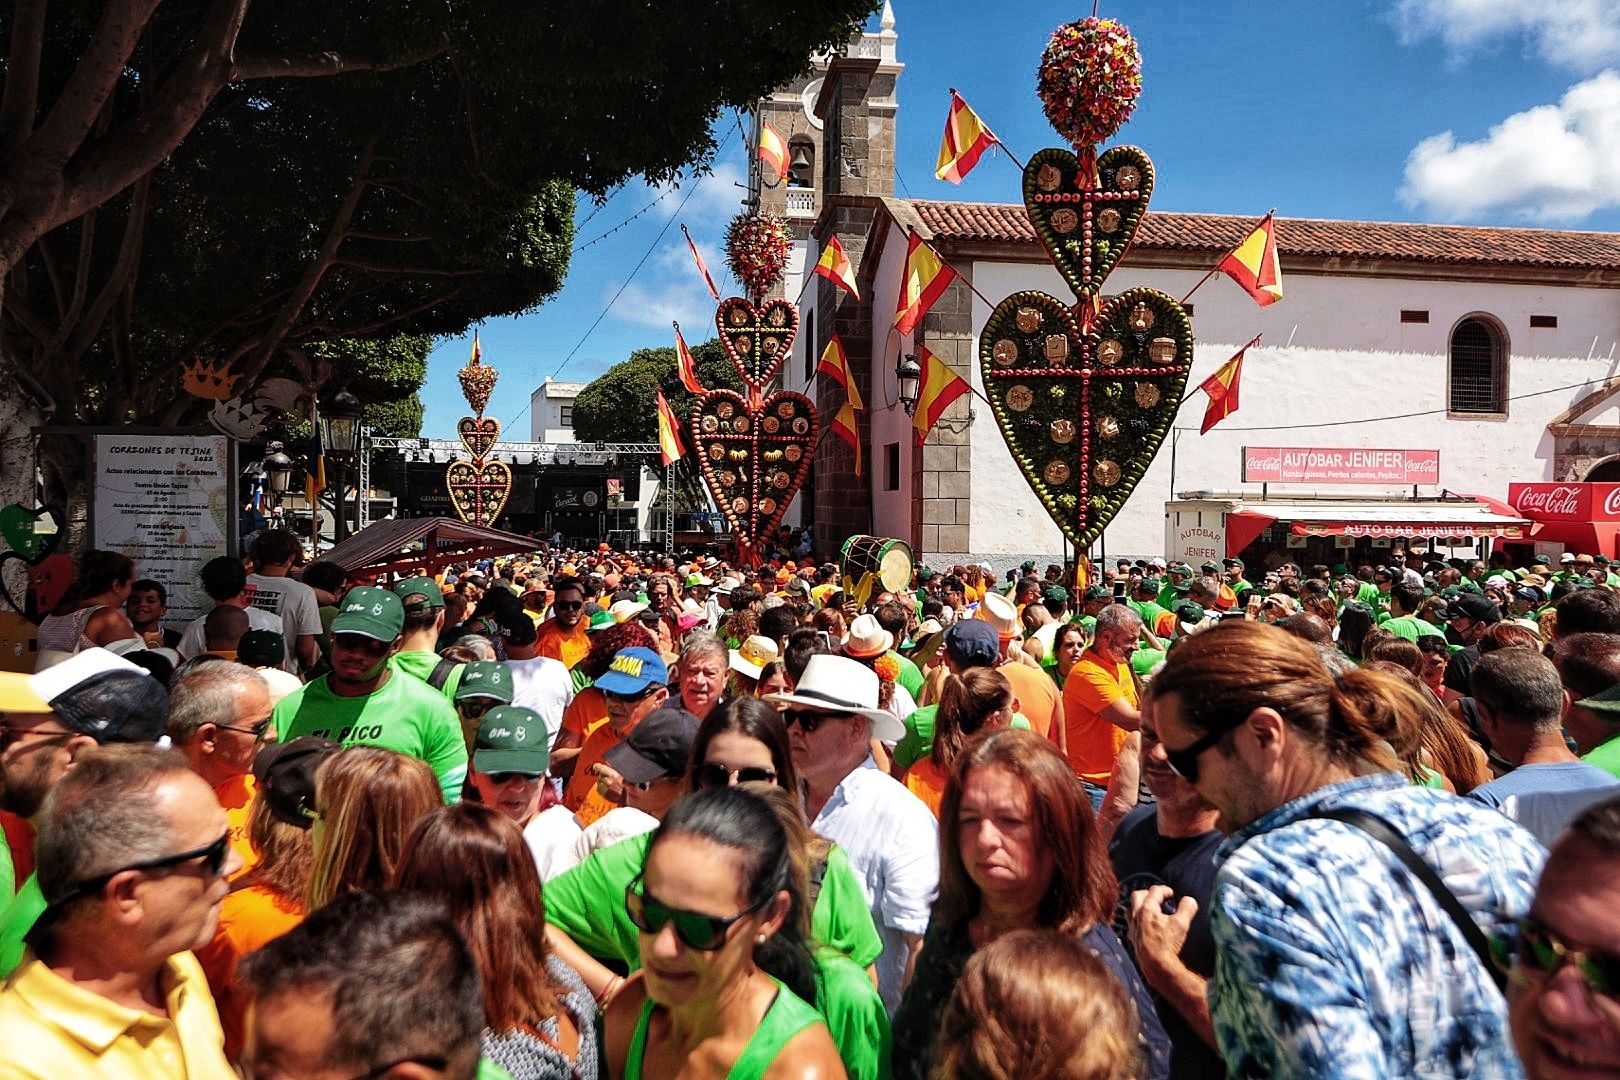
[756,934,766,944]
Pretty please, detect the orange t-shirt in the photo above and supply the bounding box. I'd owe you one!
[999,662,1057,740]
[563,723,622,826]
[903,758,947,819]
[1060,649,1137,785]
[197,883,305,1060]
[214,773,259,883]
[535,619,591,670]
[560,687,610,745]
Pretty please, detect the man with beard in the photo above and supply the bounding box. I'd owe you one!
[0,649,171,976]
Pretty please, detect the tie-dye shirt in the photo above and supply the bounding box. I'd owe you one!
[1209,772,1543,1079]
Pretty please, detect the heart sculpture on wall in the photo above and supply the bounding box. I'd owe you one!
[690,390,818,556]
[446,460,513,525]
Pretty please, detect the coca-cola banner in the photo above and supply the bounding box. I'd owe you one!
[1243,447,1440,485]
[1508,483,1620,522]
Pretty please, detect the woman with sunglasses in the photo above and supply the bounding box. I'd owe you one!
[891,728,1170,1080]
[397,803,600,1080]
[604,785,844,1079]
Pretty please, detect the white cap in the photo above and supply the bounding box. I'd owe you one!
[32,647,148,703]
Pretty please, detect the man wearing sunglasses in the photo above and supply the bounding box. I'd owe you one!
[1509,793,1620,1078]
[167,661,277,881]
[273,587,467,804]
[451,661,514,751]
[563,647,669,825]
[0,745,241,1077]
[535,577,591,671]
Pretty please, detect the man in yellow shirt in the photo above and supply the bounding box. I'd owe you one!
[1062,604,1144,819]
[166,661,276,881]
[534,577,590,671]
[0,745,241,1078]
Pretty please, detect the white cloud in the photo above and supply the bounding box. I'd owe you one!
[1400,70,1620,221]
[602,276,722,334]
[646,161,749,225]
[1391,0,1620,71]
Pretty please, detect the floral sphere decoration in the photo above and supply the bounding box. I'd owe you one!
[725,210,792,301]
[458,350,498,417]
[1037,17,1142,149]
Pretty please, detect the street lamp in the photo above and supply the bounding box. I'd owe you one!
[320,388,365,543]
[897,353,922,416]
[262,441,294,496]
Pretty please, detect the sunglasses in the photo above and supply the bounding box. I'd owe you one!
[553,600,584,611]
[50,832,232,908]
[216,718,275,742]
[1492,917,1620,996]
[333,634,390,656]
[625,879,767,950]
[783,709,847,734]
[0,724,76,752]
[485,771,543,785]
[696,762,777,789]
[457,700,498,718]
[1162,724,1234,784]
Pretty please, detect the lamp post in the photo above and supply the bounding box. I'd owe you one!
[262,442,294,499]
[320,388,364,542]
[897,353,922,416]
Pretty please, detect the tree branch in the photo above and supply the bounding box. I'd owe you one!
[293,286,466,341]
[330,259,485,277]
[62,177,149,387]
[42,204,96,362]
[230,42,449,81]
[345,232,432,243]
[0,0,50,156]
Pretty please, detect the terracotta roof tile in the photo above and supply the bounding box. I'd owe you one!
[910,201,1620,271]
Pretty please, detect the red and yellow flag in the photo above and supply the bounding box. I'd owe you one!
[935,90,997,183]
[813,235,860,300]
[469,332,482,365]
[673,322,704,395]
[758,123,789,182]
[681,224,720,301]
[816,335,864,410]
[894,232,957,335]
[1199,343,1251,434]
[655,388,686,466]
[913,346,971,444]
[831,398,862,477]
[1217,213,1283,307]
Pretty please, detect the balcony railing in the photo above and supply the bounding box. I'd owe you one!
[785,188,816,218]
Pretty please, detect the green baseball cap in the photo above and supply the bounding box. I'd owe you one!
[1532,554,1552,566]
[1170,563,1194,577]
[332,586,404,642]
[916,566,937,581]
[1042,585,1069,604]
[586,609,616,632]
[393,575,445,611]
[1577,683,1620,714]
[1171,599,1206,624]
[685,573,713,588]
[1083,584,1112,602]
[1171,580,1191,594]
[473,706,550,775]
[455,661,514,703]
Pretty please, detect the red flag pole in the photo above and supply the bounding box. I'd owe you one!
[946,88,1024,171]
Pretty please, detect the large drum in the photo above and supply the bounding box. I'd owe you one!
[841,535,915,599]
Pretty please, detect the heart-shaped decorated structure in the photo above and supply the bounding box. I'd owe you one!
[445,460,514,525]
[980,286,1191,549]
[0,504,60,564]
[1023,146,1155,303]
[690,389,817,556]
[457,416,501,459]
[715,298,799,393]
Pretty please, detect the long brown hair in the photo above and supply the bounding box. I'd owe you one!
[683,696,800,796]
[307,747,440,909]
[936,729,1114,934]
[243,791,314,905]
[1151,621,1401,774]
[1366,661,1490,793]
[932,669,1013,771]
[395,803,565,1032]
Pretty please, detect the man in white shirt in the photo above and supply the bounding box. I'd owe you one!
[242,531,321,673]
[497,607,574,748]
[767,654,937,1013]
[175,556,283,660]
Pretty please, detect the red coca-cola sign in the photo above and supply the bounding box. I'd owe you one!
[1509,483,1620,522]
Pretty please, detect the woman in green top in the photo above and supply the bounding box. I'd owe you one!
[604,786,845,1079]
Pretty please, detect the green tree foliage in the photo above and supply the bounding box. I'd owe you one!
[571,338,745,444]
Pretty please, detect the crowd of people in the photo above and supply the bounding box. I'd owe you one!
[1,529,1619,1077]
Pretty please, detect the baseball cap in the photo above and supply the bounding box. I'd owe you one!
[603,707,700,784]
[454,661,514,703]
[593,647,669,696]
[1020,560,1037,572]
[1514,585,1545,604]
[1200,560,1221,573]
[586,609,616,632]
[1531,555,1551,566]
[1560,552,1576,564]
[1148,557,1167,570]
[1599,556,1613,567]
[237,629,286,668]
[252,736,340,828]
[1440,594,1502,624]
[332,586,404,642]
[916,566,936,581]
[1223,557,1245,570]
[1171,599,1206,629]
[473,706,550,775]
[1083,584,1112,602]
[685,573,713,588]
[1170,562,1194,577]
[943,619,1000,668]
[31,648,167,744]
[393,575,445,611]
[1043,585,1069,605]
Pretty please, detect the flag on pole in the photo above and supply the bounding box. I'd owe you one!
[1216,213,1284,307]
[469,332,482,365]
[913,346,971,444]
[304,422,327,505]
[1199,344,1250,434]
[935,90,998,183]
[758,122,789,182]
[682,224,720,301]
[894,232,957,335]
[816,335,864,410]
[673,323,705,395]
[830,398,862,477]
[813,235,861,300]
[655,388,686,467]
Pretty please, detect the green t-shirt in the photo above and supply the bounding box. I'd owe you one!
[1584,734,1620,780]
[0,873,46,977]
[812,945,892,1080]
[893,704,938,773]
[889,651,923,700]
[545,831,883,970]
[1381,615,1446,644]
[390,650,465,701]
[1130,648,1167,678]
[478,1059,517,1080]
[273,670,468,803]
[0,827,12,909]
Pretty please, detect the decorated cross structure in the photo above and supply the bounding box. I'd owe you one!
[447,338,515,526]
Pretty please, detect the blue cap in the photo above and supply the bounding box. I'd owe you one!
[943,619,1000,667]
[592,647,670,695]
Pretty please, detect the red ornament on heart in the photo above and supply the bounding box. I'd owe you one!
[1037,17,1142,150]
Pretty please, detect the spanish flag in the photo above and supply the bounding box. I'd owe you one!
[935,90,997,183]
[894,232,956,335]
[1199,344,1250,434]
[469,332,482,365]
[682,224,720,301]
[816,335,863,410]
[758,122,789,182]
[813,235,860,300]
[831,398,862,477]
[673,322,705,395]
[1216,213,1283,307]
[655,388,686,466]
[913,346,971,444]
[304,421,326,504]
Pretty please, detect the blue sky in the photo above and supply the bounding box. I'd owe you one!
[420,0,1620,439]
